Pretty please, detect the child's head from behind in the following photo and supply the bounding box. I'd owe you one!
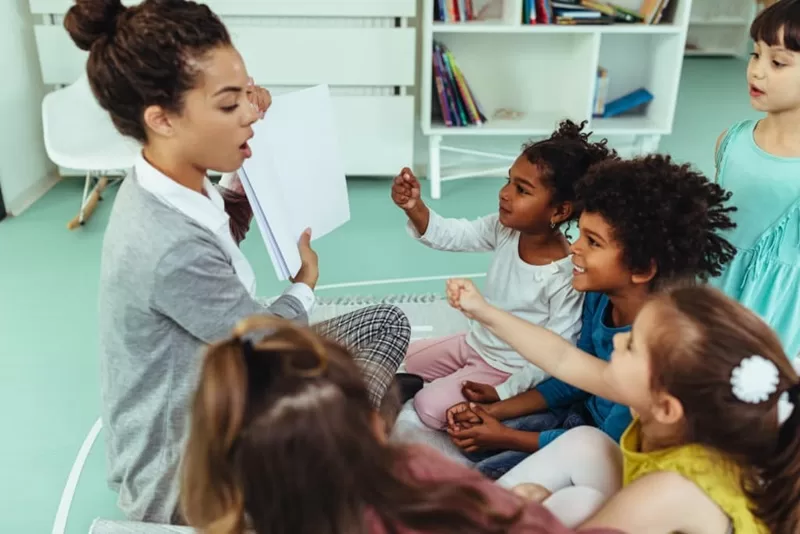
[180,316,380,533]
[748,0,800,113]
[500,120,616,234]
[571,154,736,295]
[181,317,525,534]
[607,285,800,534]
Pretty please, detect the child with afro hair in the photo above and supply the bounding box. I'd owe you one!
[444,154,737,482]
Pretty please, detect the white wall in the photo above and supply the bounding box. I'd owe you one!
[0,0,57,215]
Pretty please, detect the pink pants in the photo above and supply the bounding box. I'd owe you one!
[404,333,511,429]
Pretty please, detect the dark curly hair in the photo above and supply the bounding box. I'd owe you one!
[521,120,617,219]
[64,0,231,143]
[576,154,737,284]
[750,0,800,52]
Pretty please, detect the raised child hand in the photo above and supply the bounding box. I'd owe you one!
[391,167,421,211]
[446,278,489,321]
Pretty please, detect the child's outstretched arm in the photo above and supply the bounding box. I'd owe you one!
[447,278,623,405]
[391,168,500,252]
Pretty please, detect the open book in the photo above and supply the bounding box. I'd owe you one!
[239,85,350,281]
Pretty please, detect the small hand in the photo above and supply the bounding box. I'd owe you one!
[446,278,490,321]
[513,483,552,503]
[446,404,508,453]
[290,228,319,289]
[246,77,271,119]
[446,401,482,429]
[391,167,422,211]
[462,380,500,404]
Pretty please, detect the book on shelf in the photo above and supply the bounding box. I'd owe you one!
[591,68,654,119]
[239,85,350,281]
[434,0,477,22]
[639,0,671,24]
[522,0,659,25]
[602,88,654,118]
[432,41,487,127]
[593,67,610,117]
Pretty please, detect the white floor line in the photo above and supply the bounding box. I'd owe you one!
[316,272,486,291]
[52,417,103,534]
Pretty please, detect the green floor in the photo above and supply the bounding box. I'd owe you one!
[0,57,759,533]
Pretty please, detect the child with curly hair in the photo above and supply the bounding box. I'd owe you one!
[713,0,800,359]
[446,155,736,480]
[391,120,615,430]
[447,282,800,534]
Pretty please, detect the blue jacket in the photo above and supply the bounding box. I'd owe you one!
[537,292,632,448]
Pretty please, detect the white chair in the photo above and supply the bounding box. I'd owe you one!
[42,73,140,229]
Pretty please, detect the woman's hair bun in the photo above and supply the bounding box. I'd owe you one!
[64,0,127,51]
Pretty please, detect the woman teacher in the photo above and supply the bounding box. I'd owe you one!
[65,0,416,523]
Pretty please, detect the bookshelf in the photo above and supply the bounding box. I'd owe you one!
[685,0,756,57]
[29,0,417,178]
[420,0,693,199]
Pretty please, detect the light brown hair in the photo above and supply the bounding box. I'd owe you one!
[180,316,525,534]
[646,285,800,534]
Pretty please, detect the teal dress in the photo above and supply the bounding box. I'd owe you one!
[713,119,800,359]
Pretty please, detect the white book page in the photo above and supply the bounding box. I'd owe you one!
[260,85,350,242]
[241,84,350,280]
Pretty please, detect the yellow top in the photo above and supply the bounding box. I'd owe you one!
[620,419,768,534]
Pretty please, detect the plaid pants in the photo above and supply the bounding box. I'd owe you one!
[313,304,410,407]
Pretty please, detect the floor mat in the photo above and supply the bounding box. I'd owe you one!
[309,293,470,341]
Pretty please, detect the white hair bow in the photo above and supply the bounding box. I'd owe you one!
[730,355,800,426]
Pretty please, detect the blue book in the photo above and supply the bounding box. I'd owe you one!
[603,88,654,117]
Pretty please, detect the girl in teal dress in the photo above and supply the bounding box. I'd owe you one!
[713,0,800,359]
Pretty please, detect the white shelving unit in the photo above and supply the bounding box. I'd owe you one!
[29,0,417,178]
[685,0,756,57]
[420,0,693,199]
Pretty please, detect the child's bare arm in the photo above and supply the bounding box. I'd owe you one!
[447,278,624,405]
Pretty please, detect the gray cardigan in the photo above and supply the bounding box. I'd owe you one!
[98,171,305,523]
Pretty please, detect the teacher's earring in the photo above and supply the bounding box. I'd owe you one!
[550,221,557,230]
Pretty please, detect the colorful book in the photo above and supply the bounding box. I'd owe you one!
[431,41,486,127]
[435,0,476,21]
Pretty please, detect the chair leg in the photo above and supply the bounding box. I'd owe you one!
[67,173,109,230]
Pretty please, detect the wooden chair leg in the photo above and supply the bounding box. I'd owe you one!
[67,176,109,230]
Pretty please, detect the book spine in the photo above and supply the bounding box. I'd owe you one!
[448,51,481,124]
[455,61,487,122]
[441,49,470,125]
[432,45,453,126]
[447,0,458,21]
[593,67,609,117]
[465,0,474,20]
[434,44,463,126]
[435,0,446,21]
